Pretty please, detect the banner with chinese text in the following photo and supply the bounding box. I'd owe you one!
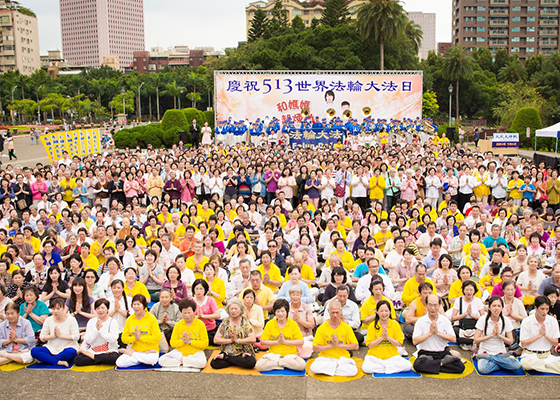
[215,71,423,124]
[41,129,101,162]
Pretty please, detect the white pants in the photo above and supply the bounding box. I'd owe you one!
[255,353,306,372]
[158,349,207,369]
[362,355,412,375]
[310,356,357,377]
[116,351,159,368]
[520,352,560,375]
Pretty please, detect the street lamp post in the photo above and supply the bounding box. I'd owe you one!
[11,85,17,126]
[448,84,453,126]
[179,90,183,109]
[37,85,43,125]
[121,88,126,124]
[138,82,145,122]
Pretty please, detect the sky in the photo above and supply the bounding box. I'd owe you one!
[24,0,452,55]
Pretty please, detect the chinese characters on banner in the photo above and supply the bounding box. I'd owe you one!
[492,133,519,148]
[215,71,423,125]
[40,129,102,162]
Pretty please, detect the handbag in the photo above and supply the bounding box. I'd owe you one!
[334,172,347,198]
[17,198,27,210]
[458,298,478,330]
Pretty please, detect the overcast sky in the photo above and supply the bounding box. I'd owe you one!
[25,0,451,54]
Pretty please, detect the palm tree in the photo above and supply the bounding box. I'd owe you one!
[442,45,473,123]
[357,0,407,71]
[405,20,423,55]
[498,59,527,83]
[164,80,186,109]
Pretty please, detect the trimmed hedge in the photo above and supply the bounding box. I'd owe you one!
[163,127,181,147]
[161,109,187,131]
[508,107,547,150]
[203,110,215,130]
[182,108,205,126]
[114,124,173,149]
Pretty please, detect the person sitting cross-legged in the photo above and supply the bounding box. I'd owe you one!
[310,299,359,377]
[158,298,208,371]
[412,294,465,375]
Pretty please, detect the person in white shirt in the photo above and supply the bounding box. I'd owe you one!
[350,166,369,212]
[450,280,486,350]
[519,295,560,374]
[318,219,337,253]
[487,167,508,200]
[356,258,394,302]
[473,296,521,374]
[425,167,441,209]
[323,284,363,344]
[458,166,475,212]
[160,234,181,269]
[463,205,482,230]
[412,294,466,374]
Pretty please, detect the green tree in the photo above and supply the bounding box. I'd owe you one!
[321,0,350,27]
[471,47,493,72]
[109,90,135,114]
[291,15,306,33]
[357,0,407,71]
[161,109,187,131]
[404,20,423,55]
[509,107,543,149]
[493,82,546,127]
[493,48,512,74]
[163,80,186,109]
[187,92,202,108]
[248,8,269,42]
[498,59,527,83]
[310,18,320,29]
[270,0,289,28]
[525,54,545,79]
[39,93,66,120]
[422,90,439,118]
[442,45,473,121]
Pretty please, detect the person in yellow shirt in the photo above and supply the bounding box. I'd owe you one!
[379,130,389,149]
[198,200,215,223]
[80,243,100,271]
[403,282,444,339]
[203,263,226,309]
[22,227,41,253]
[401,265,436,306]
[255,299,306,372]
[90,226,116,265]
[447,201,465,226]
[158,298,208,370]
[258,251,283,291]
[329,238,356,272]
[362,300,412,374]
[116,294,162,368]
[373,220,393,253]
[186,244,209,280]
[336,207,352,238]
[473,166,490,203]
[60,171,77,203]
[360,279,396,332]
[310,300,359,376]
[290,252,316,289]
[369,169,386,201]
[507,170,524,206]
[448,266,483,305]
[479,263,502,296]
[239,270,276,319]
[123,267,151,302]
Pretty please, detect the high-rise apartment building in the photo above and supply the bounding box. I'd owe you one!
[452,0,559,61]
[60,0,145,70]
[0,2,40,75]
[408,12,436,59]
[245,0,366,34]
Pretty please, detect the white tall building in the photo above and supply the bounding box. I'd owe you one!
[59,0,145,70]
[0,2,40,75]
[407,11,436,59]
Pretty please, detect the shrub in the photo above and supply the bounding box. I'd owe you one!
[509,107,543,149]
[113,126,144,148]
[161,109,187,131]
[203,110,215,130]
[53,120,62,125]
[163,127,181,147]
[182,108,205,126]
[138,124,163,148]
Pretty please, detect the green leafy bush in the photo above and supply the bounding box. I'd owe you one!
[161,109,187,131]
[163,127,181,147]
[203,110,215,130]
[509,107,544,149]
[182,108,205,126]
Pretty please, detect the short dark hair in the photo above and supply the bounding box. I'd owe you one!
[192,278,209,295]
[178,298,197,312]
[131,294,148,309]
[272,298,290,315]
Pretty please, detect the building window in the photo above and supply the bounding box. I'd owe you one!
[527,17,535,21]
[512,6,521,11]
[477,37,485,42]
[477,17,485,21]
[512,27,520,32]
[511,37,520,42]
[512,17,521,21]
[527,47,535,52]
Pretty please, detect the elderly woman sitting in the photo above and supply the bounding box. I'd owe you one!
[256,299,306,372]
[210,298,256,370]
[0,302,35,365]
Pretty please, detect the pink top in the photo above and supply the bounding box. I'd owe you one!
[432,268,458,296]
[195,296,219,331]
[278,176,296,199]
[31,181,48,200]
[400,177,418,201]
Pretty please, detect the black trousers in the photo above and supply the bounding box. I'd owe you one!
[353,330,364,345]
[413,349,465,375]
[210,353,256,370]
[73,352,120,366]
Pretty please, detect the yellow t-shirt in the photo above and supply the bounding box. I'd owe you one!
[89,239,116,265]
[25,236,41,253]
[124,281,150,300]
[365,318,404,359]
[313,320,358,359]
[7,263,20,274]
[262,317,303,357]
[258,264,283,291]
[121,312,161,352]
[157,213,172,225]
[205,277,226,308]
[82,254,100,271]
[283,264,315,288]
[462,242,488,257]
[169,318,209,356]
[373,231,393,252]
[239,285,276,319]
[448,279,483,304]
[360,295,396,330]
[327,250,355,272]
[186,256,209,280]
[60,178,77,202]
[507,178,524,199]
[479,274,502,294]
[449,210,465,226]
[198,208,215,223]
[401,277,436,306]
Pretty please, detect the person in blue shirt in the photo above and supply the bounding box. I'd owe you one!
[277,266,314,304]
[352,247,387,282]
[482,224,508,258]
[19,286,49,333]
[520,175,536,205]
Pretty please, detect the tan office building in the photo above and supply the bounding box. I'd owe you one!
[452,0,559,62]
[0,6,40,75]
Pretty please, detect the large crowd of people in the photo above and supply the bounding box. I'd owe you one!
[0,116,559,379]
